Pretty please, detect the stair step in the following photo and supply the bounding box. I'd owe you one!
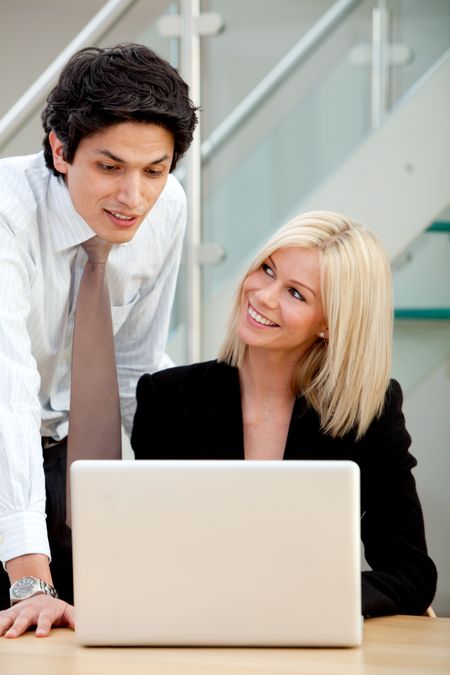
[426,221,450,233]
[394,308,450,320]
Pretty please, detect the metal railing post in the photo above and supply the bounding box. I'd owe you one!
[371,0,389,129]
[180,0,202,363]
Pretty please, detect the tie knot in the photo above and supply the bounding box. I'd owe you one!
[82,236,112,264]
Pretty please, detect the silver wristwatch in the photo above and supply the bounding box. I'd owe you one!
[9,576,58,606]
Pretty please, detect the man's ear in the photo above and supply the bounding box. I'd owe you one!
[48,130,68,175]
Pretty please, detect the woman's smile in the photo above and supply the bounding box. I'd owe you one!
[247,303,279,328]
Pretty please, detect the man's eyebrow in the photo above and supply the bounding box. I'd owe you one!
[267,254,317,297]
[95,149,171,165]
[96,149,125,163]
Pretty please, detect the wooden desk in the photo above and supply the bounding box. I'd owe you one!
[1,616,449,675]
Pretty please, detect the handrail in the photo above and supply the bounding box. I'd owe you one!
[200,0,363,161]
[0,0,363,163]
[0,0,139,150]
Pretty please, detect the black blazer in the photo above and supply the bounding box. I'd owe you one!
[131,360,437,618]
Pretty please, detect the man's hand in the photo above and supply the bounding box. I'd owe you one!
[0,594,74,638]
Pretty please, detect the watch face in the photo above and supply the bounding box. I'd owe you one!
[12,576,38,598]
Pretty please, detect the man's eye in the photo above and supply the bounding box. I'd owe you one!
[98,163,118,172]
[145,169,163,177]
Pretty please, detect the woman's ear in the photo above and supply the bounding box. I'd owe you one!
[48,130,68,175]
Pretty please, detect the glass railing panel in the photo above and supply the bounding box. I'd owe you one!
[388,0,450,105]
[202,0,374,297]
[392,321,450,392]
[392,217,450,392]
[0,0,176,159]
[0,1,105,130]
[393,224,450,312]
[3,1,449,367]
[201,0,338,136]
[97,0,176,61]
[200,0,450,360]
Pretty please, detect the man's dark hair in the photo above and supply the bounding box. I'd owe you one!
[42,43,198,175]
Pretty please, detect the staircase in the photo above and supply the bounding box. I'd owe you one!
[201,51,450,372]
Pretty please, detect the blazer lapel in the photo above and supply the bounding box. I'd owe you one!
[187,361,245,459]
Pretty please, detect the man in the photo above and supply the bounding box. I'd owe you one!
[0,43,197,637]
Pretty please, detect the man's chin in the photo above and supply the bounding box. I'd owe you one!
[96,225,140,245]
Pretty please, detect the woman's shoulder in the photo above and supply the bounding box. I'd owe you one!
[355,377,413,465]
[137,360,236,396]
[374,378,405,430]
[385,377,403,403]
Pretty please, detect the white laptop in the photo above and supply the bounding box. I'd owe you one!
[71,459,362,647]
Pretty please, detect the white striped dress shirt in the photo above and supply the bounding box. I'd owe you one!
[0,152,185,564]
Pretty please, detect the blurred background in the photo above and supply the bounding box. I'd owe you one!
[1,0,449,615]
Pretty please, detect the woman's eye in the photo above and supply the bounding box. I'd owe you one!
[262,263,274,277]
[289,287,305,301]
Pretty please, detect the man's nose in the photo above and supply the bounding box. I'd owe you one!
[116,173,142,208]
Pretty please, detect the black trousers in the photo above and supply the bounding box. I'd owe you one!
[0,440,73,609]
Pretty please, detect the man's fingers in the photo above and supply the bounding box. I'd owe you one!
[62,604,75,630]
[4,608,35,638]
[35,610,54,637]
[0,596,75,638]
[0,609,16,636]
[37,603,74,635]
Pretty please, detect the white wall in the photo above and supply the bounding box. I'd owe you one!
[403,360,450,617]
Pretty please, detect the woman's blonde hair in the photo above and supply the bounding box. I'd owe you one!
[218,210,393,439]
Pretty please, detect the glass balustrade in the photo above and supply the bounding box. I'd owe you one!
[1,0,448,370]
[0,0,175,159]
[200,0,450,297]
[196,0,450,362]
[392,215,450,393]
[387,0,450,101]
[203,34,372,292]
[196,0,375,358]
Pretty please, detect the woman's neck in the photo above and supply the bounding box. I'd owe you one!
[239,348,298,404]
[239,349,298,460]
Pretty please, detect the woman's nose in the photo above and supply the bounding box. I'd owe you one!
[256,282,279,309]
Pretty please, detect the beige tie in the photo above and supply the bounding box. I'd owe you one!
[66,236,122,526]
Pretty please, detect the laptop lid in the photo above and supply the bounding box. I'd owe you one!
[71,459,362,646]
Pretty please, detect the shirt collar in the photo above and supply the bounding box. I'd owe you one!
[46,172,96,252]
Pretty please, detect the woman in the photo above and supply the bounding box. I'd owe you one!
[131,210,437,618]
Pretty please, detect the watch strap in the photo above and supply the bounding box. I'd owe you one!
[36,578,59,599]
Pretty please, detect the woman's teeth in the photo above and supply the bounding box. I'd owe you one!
[248,305,277,326]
